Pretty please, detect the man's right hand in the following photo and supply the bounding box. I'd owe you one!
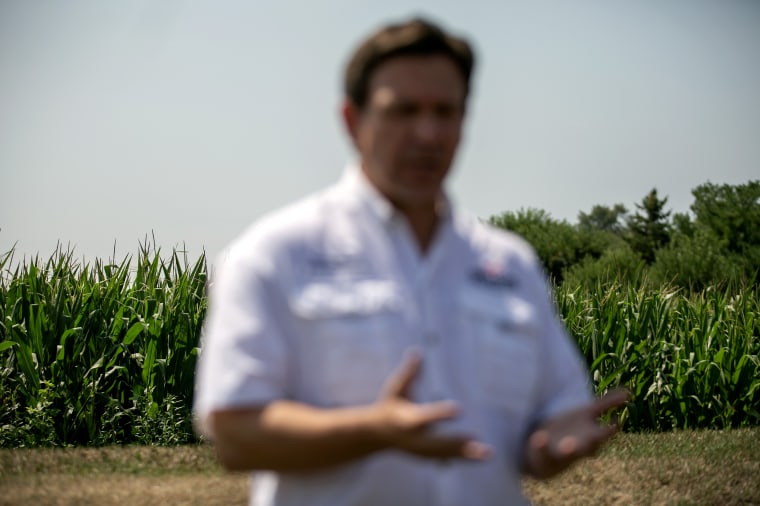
[206,350,490,472]
[369,350,492,461]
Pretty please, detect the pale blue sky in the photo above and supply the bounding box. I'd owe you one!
[2,1,759,264]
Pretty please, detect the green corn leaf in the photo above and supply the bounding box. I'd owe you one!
[124,321,146,345]
[0,341,17,353]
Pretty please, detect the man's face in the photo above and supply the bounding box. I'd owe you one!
[344,54,466,211]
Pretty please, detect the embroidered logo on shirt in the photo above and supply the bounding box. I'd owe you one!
[292,279,401,318]
[470,261,518,289]
[306,253,369,280]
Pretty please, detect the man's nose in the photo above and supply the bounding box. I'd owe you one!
[412,114,443,143]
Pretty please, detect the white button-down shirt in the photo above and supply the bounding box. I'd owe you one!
[194,165,593,506]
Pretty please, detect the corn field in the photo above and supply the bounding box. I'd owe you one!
[0,245,207,447]
[1,246,758,447]
[558,283,760,430]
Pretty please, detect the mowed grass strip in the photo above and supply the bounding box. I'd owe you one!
[1,429,758,506]
[0,445,249,506]
[524,428,760,506]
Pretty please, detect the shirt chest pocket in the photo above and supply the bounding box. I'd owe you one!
[290,280,402,406]
[460,287,541,418]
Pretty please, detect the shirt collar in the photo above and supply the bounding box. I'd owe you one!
[338,162,454,226]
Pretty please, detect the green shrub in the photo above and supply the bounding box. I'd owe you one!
[649,229,744,291]
[562,245,645,289]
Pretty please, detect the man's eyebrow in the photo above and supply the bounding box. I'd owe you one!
[383,99,420,114]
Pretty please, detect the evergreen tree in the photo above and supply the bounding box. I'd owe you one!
[626,188,671,264]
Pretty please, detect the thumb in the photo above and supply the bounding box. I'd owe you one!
[590,388,631,418]
[382,348,423,399]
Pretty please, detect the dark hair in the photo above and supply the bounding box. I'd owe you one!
[344,17,475,108]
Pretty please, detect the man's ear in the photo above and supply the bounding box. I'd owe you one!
[341,99,360,146]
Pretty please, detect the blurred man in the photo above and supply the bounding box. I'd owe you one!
[194,17,628,506]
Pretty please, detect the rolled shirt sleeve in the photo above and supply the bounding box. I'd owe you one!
[193,239,291,438]
[524,257,594,426]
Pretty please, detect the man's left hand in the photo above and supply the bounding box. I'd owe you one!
[522,389,630,479]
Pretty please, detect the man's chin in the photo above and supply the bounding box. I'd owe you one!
[392,188,444,210]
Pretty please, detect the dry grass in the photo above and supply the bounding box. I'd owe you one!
[1,429,758,506]
[0,446,249,506]
[525,429,760,506]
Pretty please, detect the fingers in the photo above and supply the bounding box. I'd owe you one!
[382,348,423,399]
[403,434,492,461]
[415,400,461,425]
[528,430,582,460]
[529,416,619,464]
[560,423,617,459]
[462,440,493,460]
[589,388,631,418]
[376,401,489,461]
[377,350,493,462]
[557,435,579,455]
[527,430,581,475]
[381,399,461,438]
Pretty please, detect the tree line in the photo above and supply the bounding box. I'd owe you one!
[489,180,760,291]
